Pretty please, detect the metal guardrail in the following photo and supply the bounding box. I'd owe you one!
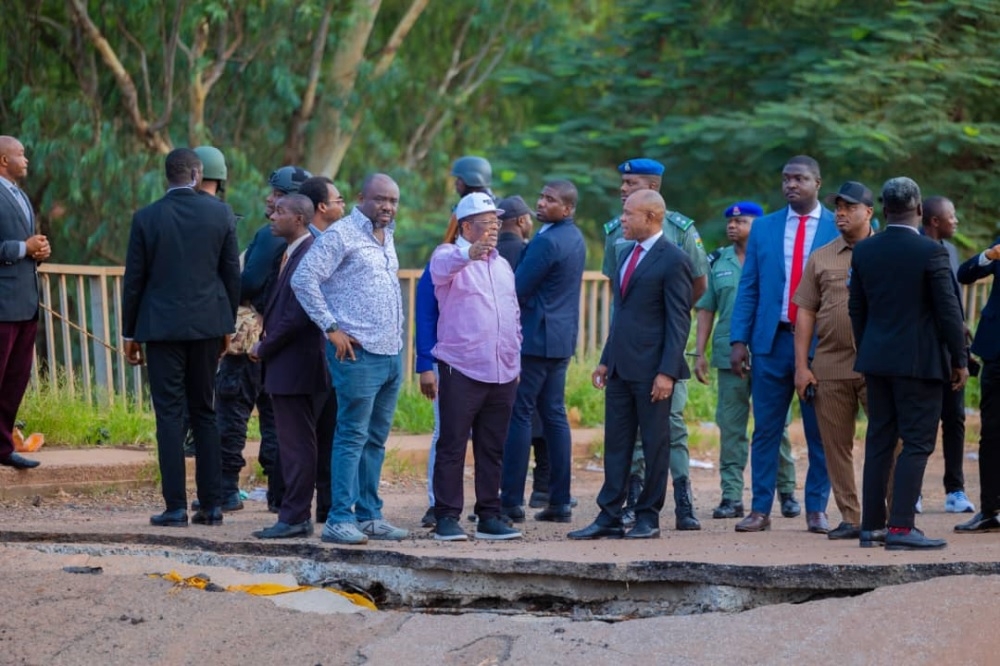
[30,264,993,405]
[31,264,615,404]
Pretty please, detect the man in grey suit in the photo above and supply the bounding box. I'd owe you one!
[123,148,241,528]
[0,135,49,470]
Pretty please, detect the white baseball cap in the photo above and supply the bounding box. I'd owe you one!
[454,192,503,221]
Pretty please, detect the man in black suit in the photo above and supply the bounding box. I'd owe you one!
[848,177,968,550]
[0,135,49,471]
[570,190,693,540]
[123,148,241,527]
[250,194,330,539]
[955,238,1000,533]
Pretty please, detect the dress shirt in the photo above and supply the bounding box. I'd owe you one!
[0,174,30,259]
[281,232,310,273]
[781,203,821,322]
[618,230,663,286]
[792,235,860,380]
[429,237,521,384]
[290,206,403,355]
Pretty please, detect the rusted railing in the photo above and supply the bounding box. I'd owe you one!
[30,263,992,404]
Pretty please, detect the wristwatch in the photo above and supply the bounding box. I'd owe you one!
[325,322,339,333]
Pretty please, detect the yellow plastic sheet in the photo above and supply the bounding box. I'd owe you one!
[148,571,377,610]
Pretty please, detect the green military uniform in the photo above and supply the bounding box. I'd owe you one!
[695,246,796,502]
[603,211,708,484]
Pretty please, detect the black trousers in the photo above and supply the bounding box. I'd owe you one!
[595,374,672,528]
[861,374,942,530]
[146,339,224,511]
[216,354,281,496]
[271,392,327,525]
[433,363,517,521]
[979,360,1000,515]
[314,387,337,522]
[939,381,966,493]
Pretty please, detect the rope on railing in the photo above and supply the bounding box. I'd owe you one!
[37,301,125,356]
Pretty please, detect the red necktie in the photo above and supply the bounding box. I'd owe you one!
[621,244,643,294]
[787,215,808,324]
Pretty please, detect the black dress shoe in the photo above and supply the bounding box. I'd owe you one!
[192,492,244,513]
[0,453,40,470]
[859,529,886,548]
[712,499,745,519]
[191,507,224,526]
[827,522,860,540]
[567,521,625,540]
[885,527,946,551]
[780,492,801,518]
[535,504,572,523]
[625,522,661,539]
[528,490,550,509]
[500,505,526,524]
[806,511,830,534]
[150,509,188,527]
[954,512,1000,533]
[253,520,313,539]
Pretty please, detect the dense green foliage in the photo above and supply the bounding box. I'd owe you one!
[5,0,1000,270]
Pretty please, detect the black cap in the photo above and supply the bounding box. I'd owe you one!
[825,181,874,207]
[497,195,533,221]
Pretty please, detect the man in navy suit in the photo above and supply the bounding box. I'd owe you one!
[570,190,692,539]
[123,148,241,527]
[729,155,837,533]
[955,238,1000,534]
[0,135,49,471]
[500,180,587,523]
[250,194,330,539]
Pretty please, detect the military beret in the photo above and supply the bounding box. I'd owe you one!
[617,158,664,176]
[724,201,764,218]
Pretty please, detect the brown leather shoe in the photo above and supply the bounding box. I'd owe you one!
[806,511,830,534]
[735,511,771,532]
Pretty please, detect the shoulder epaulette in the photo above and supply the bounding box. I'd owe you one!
[603,217,621,236]
[666,211,695,232]
[707,249,721,267]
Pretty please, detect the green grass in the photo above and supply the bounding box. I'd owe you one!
[19,384,157,447]
[392,383,435,434]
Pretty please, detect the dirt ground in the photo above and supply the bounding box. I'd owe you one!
[1,426,997,665]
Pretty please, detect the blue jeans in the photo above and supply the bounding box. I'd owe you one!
[326,344,402,524]
[501,355,572,507]
[749,330,830,515]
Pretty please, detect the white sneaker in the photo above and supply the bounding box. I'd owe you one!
[358,519,409,541]
[321,521,368,545]
[945,490,976,513]
[914,495,923,514]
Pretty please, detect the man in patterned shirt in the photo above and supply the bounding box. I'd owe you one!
[291,173,407,545]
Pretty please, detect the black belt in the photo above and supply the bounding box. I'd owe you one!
[777,321,795,333]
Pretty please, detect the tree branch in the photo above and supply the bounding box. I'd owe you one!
[117,20,153,120]
[372,0,430,78]
[66,0,172,154]
[285,3,332,163]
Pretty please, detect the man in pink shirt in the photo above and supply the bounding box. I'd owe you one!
[429,192,523,541]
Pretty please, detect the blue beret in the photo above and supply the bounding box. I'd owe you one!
[724,201,764,218]
[617,158,664,176]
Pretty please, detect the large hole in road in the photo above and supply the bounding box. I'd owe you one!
[7,533,995,621]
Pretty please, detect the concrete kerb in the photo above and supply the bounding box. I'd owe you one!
[0,428,605,500]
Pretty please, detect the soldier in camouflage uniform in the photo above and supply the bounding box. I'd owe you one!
[601,158,708,530]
